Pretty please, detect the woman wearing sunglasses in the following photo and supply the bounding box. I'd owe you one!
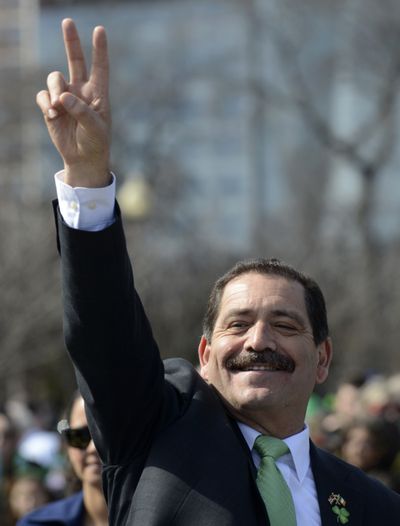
[17,392,108,526]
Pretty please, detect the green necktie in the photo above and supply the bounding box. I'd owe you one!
[254,435,297,526]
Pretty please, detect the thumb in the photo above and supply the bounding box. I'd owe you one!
[59,92,99,133]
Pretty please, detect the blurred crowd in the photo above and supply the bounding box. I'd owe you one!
[0,397,71,525]
[307,371,400,492]
[1,371,400,523]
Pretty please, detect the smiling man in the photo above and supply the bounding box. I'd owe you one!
[198,261,332,440]
[37,18,400,526]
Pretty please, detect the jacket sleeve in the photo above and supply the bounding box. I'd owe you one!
[55,202,170,466]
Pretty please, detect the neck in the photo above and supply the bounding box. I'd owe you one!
[82,483,108,526]
[227,405,305,439]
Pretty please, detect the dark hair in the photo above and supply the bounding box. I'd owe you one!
[61,390,83,494]
[343,417,400,470]
[202,258,329,345]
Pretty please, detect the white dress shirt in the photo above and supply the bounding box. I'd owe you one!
[55,171,116,231]
[238,422,321,526]
[54,170,322,525]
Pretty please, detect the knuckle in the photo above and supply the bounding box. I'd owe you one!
[74,103,87,117]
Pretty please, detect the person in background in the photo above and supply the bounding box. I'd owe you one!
[339,416,400,491]
[311,372,367,454]
[17,392,108,526]
[0,411,19,525]
[8,475,50,524]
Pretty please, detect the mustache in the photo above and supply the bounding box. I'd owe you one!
[225,350,295,373]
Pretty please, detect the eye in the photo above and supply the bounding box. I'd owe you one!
[228,321,249,331]
[274,322,297,333]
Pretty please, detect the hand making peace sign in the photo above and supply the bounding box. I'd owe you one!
[36,18,111,188]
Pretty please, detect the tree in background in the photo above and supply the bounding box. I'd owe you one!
[2,0,400,408]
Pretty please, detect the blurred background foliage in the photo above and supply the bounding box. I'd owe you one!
[1,0,400,414]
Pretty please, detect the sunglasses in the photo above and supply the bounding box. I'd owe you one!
[57,419,91,450]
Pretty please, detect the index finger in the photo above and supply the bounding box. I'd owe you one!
[62,18,88,83]
[89,26,109,92]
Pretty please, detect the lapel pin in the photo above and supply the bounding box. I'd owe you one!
[328,493,350,524]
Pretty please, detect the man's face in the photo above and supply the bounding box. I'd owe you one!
[198,272,332,431]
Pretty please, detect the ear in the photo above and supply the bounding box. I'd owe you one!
[198,335,211,380]
[315,337,333,385]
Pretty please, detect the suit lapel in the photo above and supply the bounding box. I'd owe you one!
[310,442,365,526]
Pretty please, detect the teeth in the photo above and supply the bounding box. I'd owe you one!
[242,366,276,371]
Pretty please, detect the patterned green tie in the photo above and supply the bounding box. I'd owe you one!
[254,435,297,526]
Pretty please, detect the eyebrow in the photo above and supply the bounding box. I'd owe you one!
[270,309,307,327]
[222,308,307,327]
[222,308,254,321]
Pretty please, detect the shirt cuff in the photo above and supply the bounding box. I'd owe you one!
[54,170,116,231]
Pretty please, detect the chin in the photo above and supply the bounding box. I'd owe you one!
[85,474,103,487]
[234,388,275,411]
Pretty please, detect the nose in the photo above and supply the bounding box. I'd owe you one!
[245,322,276,352]
[86,439,97,453]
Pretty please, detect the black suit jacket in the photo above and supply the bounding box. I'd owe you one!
[55,205,400,525]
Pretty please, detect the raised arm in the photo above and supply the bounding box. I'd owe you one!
[38,20,170,468]
[36,18,111,188]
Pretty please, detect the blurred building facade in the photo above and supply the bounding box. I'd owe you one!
[35,0,400,251]
[1,0,400,404]
[36,0,323,251]
[0,0,41,201]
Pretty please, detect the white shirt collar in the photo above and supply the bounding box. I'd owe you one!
[237,421,311,484]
